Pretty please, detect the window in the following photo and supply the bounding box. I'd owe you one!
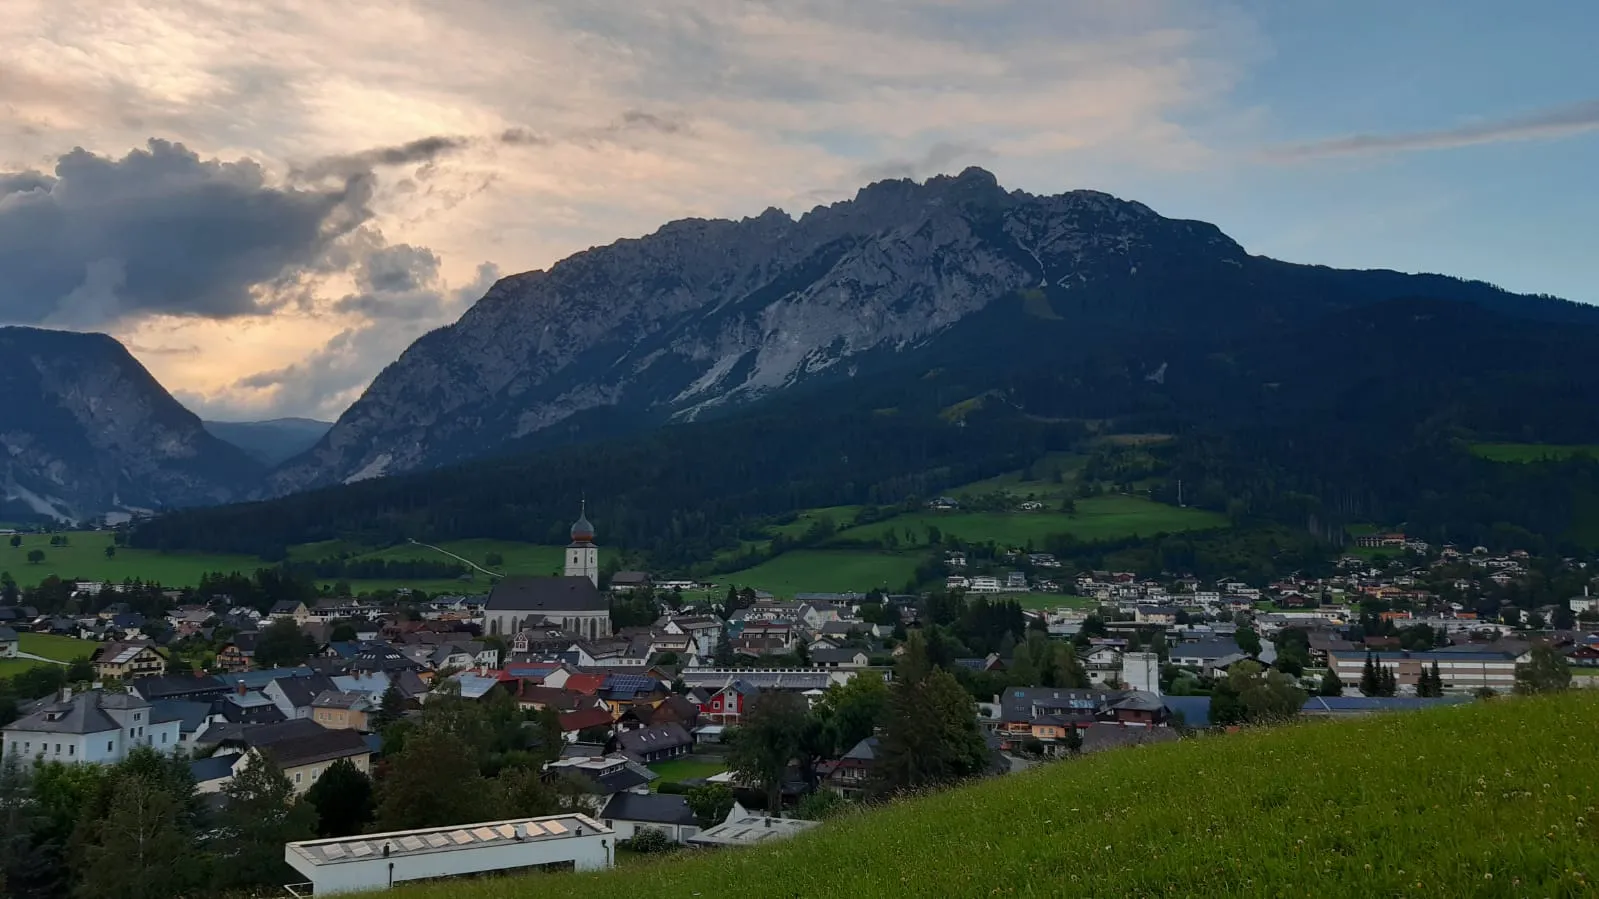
[68,744,75,756]
[134,713,142,722]
[161,732,168,743]
[107,741,114,752]
[295,772,302,784]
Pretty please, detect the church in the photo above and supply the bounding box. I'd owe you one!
[484,507,611,641]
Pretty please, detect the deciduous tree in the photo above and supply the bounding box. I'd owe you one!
[1514,645,1572,694]
[685,783,735,829]
[728,692,809,810]
[75,775,196,899]
[213,753,315,892]
[303,757,374,837]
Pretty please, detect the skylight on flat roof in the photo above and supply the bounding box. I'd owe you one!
[286,815,608,866]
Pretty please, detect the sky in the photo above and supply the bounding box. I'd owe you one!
[2,0,1595,422]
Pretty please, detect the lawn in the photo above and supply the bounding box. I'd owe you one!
[648,758,727,788]
[379,693,1599,899]
[303,538,620,595]
[1471,442,1599,463]
[833,494,1226,547]
[1010,594,1097,612]
[18,633,94,662]
[0,658,48,678]
[717,550,923,597]
[2,531,262,589]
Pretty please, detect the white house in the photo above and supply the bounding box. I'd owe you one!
[598,793,701,843]
[0,627,18,658]
[1,689,182,763]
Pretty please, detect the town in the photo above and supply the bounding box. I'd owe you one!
[0,511,1593,896]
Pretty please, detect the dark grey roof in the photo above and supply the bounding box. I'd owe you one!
[599,792,697,827]
[149,699,211,733]
[810,648,867,663]
[129,674,228,702]
[0,626,17,641]
[616,722,692,756]
[259,727,371,769]
[1170,640,1245,660]
[202,716,326,748]
[592,767,652,795]
[268,601,303,614]
[841,736,879,761]
[271,674,338,709]
[485,576,606,613]
[189,754,238,784]
[3,691,133,735]
[311,690,371,710]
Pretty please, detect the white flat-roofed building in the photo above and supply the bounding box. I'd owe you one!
[686,813,819,848]
[283,814,614,896]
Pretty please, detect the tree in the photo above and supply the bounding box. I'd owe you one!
[374,728,494,831]
[1317,668,1344,697]
[1052,645,1090,688]
[329,622,358,643]
[812,674,888,758]
[0,750,35,893]
[484,552,505,568]
[875,632,988,795]
[303,758,374,837]
[102,546,115,559]
[1552,604,1576,631]
[495,766,563,819]
[685,783,736,829]
[26,550,43,565]
[713,622,736,667]
[793,789,847,821]
[1514,645,1572,694]
[1007,641,1039,686]
[75,774,197,899]
[1378,665,1398,698]
[254,617,314,668]
[7,535,19,548]
[213,753,316,892]
[1359,652,1381,697]
[374,682,406,728]
[728,692,809,810]
[1148,631,1168,662]
[1212,661,1305,726]
[1236,625,1262,658]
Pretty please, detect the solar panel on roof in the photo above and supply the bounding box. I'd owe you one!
[398,836,425,851]
[522,822,546,837]
[321,844,346,859]
[471,827,498,841]
[424,833,450,848]
[348,842,373,857]
[495,824,517,839]
[450,830,474,844]
[543,820,567,834]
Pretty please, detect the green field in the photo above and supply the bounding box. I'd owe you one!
[834,494,1226,547]
[376,693,1598,899]
[1471,442,1599,463]
[1,532,260,589]
[648,758,727,788]
[18,633,94,662]
[1010,594,1097,612]
[716,550,923,596]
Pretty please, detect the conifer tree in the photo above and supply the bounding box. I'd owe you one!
[1429,661,1444,696]
[76,774,196,899]
[213,753,316,892]
[1359,652,1380,696]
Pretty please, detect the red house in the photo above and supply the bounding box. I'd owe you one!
[702,679,760,724]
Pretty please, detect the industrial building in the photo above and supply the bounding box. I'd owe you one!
[283,814,614,895]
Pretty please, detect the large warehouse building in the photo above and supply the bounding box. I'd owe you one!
[283,814,614,895]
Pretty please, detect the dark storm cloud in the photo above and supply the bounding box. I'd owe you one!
[0,139,374,328]
[295,135,474,179]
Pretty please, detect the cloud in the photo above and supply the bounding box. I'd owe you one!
[1266,98,1599,161]
[296,135,473,180]
[220,254,501,419]
[856,140,993,184]
[0,139,374,328]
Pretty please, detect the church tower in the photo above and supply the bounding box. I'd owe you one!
[565,501,599,587]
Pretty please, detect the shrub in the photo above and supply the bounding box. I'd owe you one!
[622,827,674,854]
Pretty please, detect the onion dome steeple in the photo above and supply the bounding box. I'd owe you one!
[570,499,595,545]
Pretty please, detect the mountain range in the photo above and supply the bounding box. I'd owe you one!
[7,167,1599,539]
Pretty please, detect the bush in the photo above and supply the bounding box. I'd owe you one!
[656,781,688,795]
[622,827,674,854]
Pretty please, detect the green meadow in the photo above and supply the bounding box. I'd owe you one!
[374,693,1599,899]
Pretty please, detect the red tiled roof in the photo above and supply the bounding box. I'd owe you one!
[565,673,605,695]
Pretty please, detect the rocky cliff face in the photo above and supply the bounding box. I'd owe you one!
[272,167,1246,491]
[0,327,262,521]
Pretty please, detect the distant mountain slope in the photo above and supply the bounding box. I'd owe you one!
[271,166,1595,493]
[204,418,331,466]
[0,327,263,521]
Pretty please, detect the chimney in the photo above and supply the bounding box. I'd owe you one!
[61,686,73,702]
[764,817,772,828]
[237,681,248,697]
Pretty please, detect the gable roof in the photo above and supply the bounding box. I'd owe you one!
[270,674,338,709]
[257,727,371,769]
[559,707,614,733]
[841,736,880,761]
[616,722,692,756]
[599,792,697,826]
[485,576,606,613]
[149,699,213,734]
[4,691,127,735]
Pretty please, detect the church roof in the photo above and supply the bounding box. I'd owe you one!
[571,511,596,544]
[486,576,607,613]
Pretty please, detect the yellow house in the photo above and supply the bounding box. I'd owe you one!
[311,691,374,732]
[92,642,166,680]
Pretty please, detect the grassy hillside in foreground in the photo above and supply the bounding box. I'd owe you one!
[379,694,1598,899]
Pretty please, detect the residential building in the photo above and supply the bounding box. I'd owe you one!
[265,674,339,720]
[615,722,693,764]
[1169,640,1248,676]
[1,689,182,763]
[311,691,374,731]
[268,601,311,624]
[0,626,17,658]
[823,736,879,798]
[206,718,372,795]
[91,642,166,680]
[599,793,699,843]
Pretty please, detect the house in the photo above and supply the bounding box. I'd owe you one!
[702,679,760,724]
[627,693,701,731]
[216,637,255,672]
[968,576,1001,594]
[810,648,870,669]
[206,718,372,795]
[598,792,699,843]
[1005,571,1028,590]
[148,699,216,751]
[268,601,311,624]
[0,626,17,658]
[616,721,693,764]
[1080,646,1124,685]
[311,691,374,731]
[823,736,879,797]
[218,688,288,725]
[1169,640,1248,676]
[544,753,654,811]
[91,642,166,680]
[264,674,339,720]
[1135,606,1180,625]
[559,707,616,740]
[609,571,652,593]
[1,688,182,763]
[955,653,1007,673]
